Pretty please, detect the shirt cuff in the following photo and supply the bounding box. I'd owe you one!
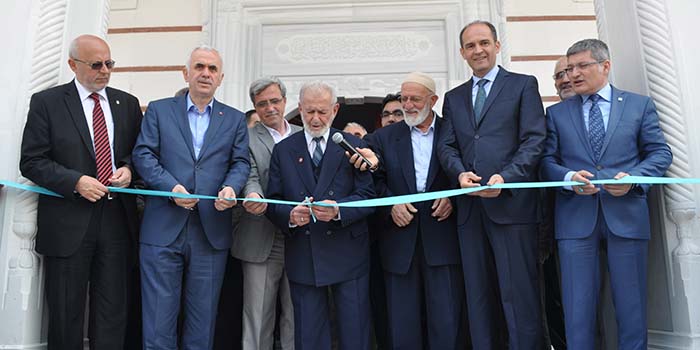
[564,171,576,191]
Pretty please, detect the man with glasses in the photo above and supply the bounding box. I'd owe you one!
[380,93,404,127]
[437,20,546,348]
[371,72,465,347]
[133,45,250,349]
[541,38,671,350]
[231,76,299,350]
[20,34,142,349]
[553,56,576,100]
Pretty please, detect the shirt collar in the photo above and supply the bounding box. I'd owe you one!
[581,83,612,104]
[304,128,331,147]
[262,118,291,137]
[473,65,500,85]
[74,79,107,102]
[186,93,214,114]
[408,112,437,134]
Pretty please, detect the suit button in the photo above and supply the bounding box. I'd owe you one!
[596,165,603,170]
[474,134,480,140]
[326,230,332,235]
[300,192,305,196]
[328,190,334,196]
[304,230,311,235]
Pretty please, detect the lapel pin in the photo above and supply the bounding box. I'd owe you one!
[116,100,120,105]
[219,111,223,116]
[618,97,623,101]
[298,157,304,163]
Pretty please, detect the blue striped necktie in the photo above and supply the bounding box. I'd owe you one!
[473,79,489,123]
[588,94,605,160]
[312,137,323,167]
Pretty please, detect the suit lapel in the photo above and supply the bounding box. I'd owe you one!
[315,134,344,196]
[172,96,196,161]
[568,97,596,162]
[290,133,316,194]
[255,123,275,155]
[106,87,123,161]
[600,86,624,158]
[424,115,441,190]
[198,99,225,160]
[459,80,477,130]
[477,67,508,126]
[396,125,417,193]
[64,82,95,159]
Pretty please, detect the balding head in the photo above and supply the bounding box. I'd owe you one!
[68,35,113,92]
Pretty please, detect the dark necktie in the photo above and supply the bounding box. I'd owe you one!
[473,79,489,123]
[90,93,113,185]
[312,137,323,167]
[588,94,605,160]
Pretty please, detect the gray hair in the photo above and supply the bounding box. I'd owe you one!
[299,81,338,105]
[344,122,366,132]
[185,45,222,72]
[68,34,108,59]
[249,76,287,104]
[459,20,498,47]
[566,39,610,62]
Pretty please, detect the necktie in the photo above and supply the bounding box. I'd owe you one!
[588,94,605,160]
[473,79,489,123]
[312,137,323,167]
[90,93,113,185]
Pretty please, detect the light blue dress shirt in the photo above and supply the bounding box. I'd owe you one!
[410,115,436,193]
[186,94,213,159]
[471,65,500,106]
[564,83,613,184]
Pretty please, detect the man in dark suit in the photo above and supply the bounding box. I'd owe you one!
[132,45,250,349]
[540,39,672,350]
[437,20,546,349]
[20,34,142,349]
[230,76,299,350]
[369,72,464,348]
[265,81,375,349]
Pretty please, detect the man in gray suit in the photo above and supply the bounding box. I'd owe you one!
[231,76,299,350]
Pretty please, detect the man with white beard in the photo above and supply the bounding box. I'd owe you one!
[367,72,466,348]
[265,81,376,349]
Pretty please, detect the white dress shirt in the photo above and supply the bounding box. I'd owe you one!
[74,79,116,172]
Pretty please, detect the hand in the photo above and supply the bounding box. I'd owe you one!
[215,186,237,211]
[290,199,312,226]
[572,170,599,195]
[347,147,379,171]
[75,175,108,202]
[391,203,418,227]
[312,200,340,222]
[431,198,452,221]
[458,172,482,195]
[172,184,199,209]
[243,192,267,215]
[603,172,632,197]
[476,174,504,198]
[109,166,132,188]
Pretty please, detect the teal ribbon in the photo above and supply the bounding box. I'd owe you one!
[2,176,700,208]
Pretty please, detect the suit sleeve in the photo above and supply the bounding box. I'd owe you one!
[627,98,673,193]
[242,147,263,197]
[221,116,251,195]
[499,76,546,183]
[337,138,376,227]
[117,94,143,173]
[437,95,467,184]
[540,106,572,182]
[20,93,83,198]
[131,103,180,192]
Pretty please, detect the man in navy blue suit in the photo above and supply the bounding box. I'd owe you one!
[132,45,250,349]
[369,72,464,348]
[540,39,672,350]
[265,81,375,349]
[437,20,546,349]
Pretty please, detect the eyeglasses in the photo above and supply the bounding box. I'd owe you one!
[564,60,605,75]
[254,98,284,109]
[553,70,567,80]
[73,58,115,70]
[399,95,433,104]
[382,109,404,118]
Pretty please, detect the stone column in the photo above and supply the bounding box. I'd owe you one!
[0,0,111,348]
[594,0,700,349]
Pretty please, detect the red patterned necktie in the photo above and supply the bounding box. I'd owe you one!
[89,93,113,185]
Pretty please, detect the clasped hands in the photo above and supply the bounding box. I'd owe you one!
[74,166,131,202]
[571,170,632,196]
[458,172,504,198]
[391,197,452,227]
[289,197,340,226]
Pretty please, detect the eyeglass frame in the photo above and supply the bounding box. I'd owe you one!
[552,70,567,80]
[72,58,116,71]
[564,60,606,75]
[399,94,434,105]
[254,97,285,109]
[381,109,404,118]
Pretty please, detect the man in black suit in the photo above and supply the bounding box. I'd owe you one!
[20,34,142,349]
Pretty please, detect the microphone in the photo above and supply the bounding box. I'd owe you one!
[332,132,374,169]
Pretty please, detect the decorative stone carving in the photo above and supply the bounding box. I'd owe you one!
[275,33,432,64]
[593,0,610,45]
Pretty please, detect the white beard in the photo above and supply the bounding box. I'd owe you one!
[403,102,431,127]
[302,119,331,138]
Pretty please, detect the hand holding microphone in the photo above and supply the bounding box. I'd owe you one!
[332,132,378,171]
